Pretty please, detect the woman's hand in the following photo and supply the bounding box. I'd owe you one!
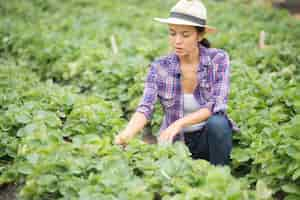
[158,121,183,143]
[114,112,148,146]
[114,131,134,146]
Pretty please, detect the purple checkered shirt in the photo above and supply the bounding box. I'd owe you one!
[136,43,240,139]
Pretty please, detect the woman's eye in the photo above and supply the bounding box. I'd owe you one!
[183,33,190,38]
[169,32,176,36]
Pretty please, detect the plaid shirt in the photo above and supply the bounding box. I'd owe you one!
[136,43,240,137]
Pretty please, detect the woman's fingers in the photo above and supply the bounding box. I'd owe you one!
[114,131,135,146]
[159,130,173,143]
[159,132,166,141]
[167,133,175,142]
[159,122,182,143]
[158,133,173,145]
[114,135,122,145]
[114,134,127,145]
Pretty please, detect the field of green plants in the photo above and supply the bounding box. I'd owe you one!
[0,0,299,199]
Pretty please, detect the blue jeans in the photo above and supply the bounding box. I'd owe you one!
[183,113,233,165]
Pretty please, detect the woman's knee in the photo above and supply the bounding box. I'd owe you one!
[206,114,232,140]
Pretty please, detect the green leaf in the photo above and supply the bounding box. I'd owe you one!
[26,153,39,165]
[282,184,300,195]
[256,180,272,199]
[16,112,31,124]
[17,163,33,175]
[284,194,300,200]
[292,168,300,181]
[231,148,250,162]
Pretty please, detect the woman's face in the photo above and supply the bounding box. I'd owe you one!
[168,24,203,57]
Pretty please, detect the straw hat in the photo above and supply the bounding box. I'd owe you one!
[154,0,217,33]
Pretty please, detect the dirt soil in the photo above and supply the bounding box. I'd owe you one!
[0,184,17,200]
[294,14,300,19]
[272,0,300,19]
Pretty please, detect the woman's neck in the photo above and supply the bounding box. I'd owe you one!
[179,47,200,65]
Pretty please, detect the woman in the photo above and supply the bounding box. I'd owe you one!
[115,0,239,165]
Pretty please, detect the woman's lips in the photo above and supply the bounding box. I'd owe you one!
[175,47,183,52]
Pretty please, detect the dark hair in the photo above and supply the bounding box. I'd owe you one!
[196,26,211,48]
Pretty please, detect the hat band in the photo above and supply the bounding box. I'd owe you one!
[170,12,206,26]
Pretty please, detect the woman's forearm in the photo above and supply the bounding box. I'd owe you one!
[176,108,212,128]
[158,108,212,143]
[122,112,148,138]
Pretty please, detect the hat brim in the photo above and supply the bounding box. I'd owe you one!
[154,17,217,33]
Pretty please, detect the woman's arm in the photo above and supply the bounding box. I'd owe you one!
[159,108,211,142]
[177,107,212,128]
[114,112,148,145]
[114,62,159,145]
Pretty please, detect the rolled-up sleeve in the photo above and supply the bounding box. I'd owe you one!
[136,63,158,120]
[206,51,230,114]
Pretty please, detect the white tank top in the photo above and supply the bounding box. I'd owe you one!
[182,93,206,132]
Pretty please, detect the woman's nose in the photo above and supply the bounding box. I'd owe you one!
[175,35,183,44]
